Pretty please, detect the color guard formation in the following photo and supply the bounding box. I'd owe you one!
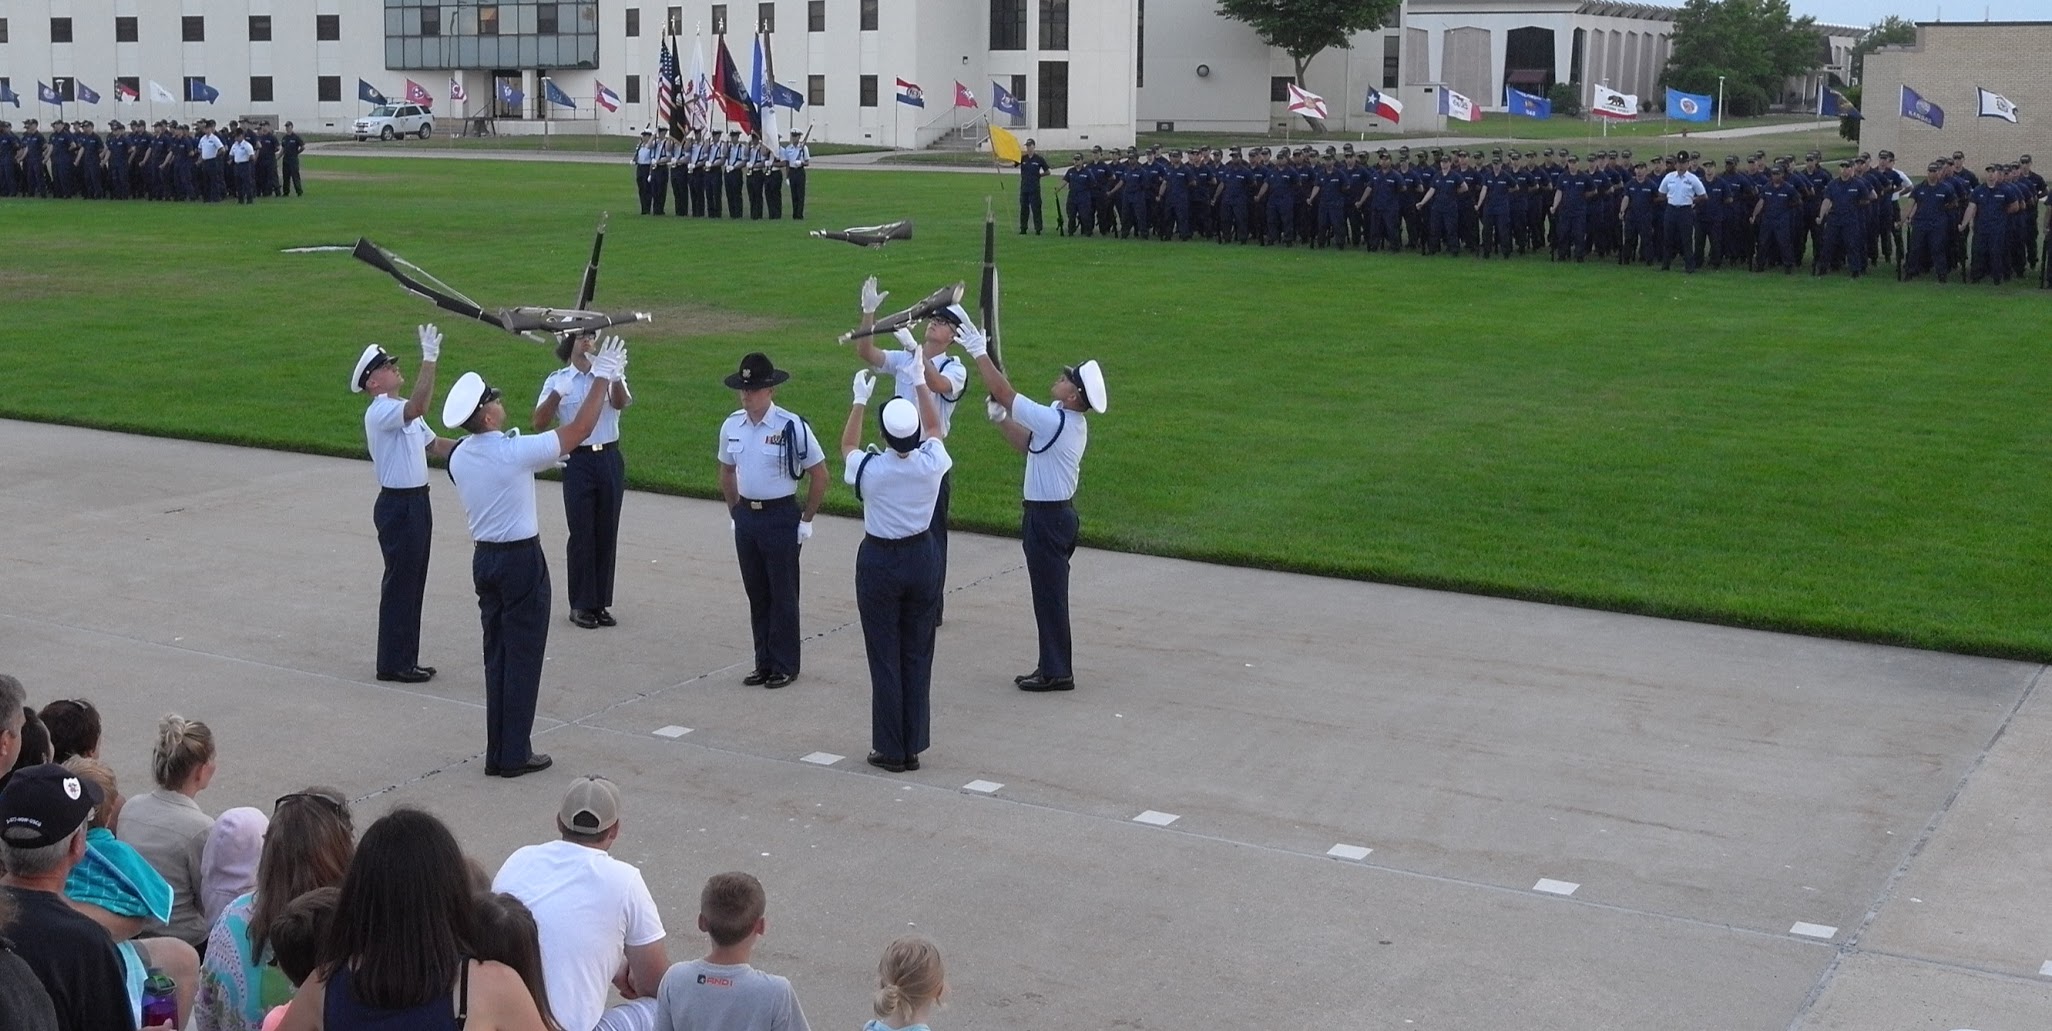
[634,127,810,220]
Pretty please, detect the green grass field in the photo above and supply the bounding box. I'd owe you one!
[4,157,2049,660]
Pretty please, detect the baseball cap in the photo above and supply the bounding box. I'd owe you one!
[559,775,622,834]
[1,764,103,849]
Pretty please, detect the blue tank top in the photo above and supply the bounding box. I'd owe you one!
[324,961,466,1030]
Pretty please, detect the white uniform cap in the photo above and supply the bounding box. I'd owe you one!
[1075,359,1108,413]
[350,344,392,394]
[441,371,491,430]
[879,397,921,439]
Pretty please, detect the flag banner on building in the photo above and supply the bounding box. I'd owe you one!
[1285,83,1327,120]
[38,82,61,105]
[713,36,755,125]
[954,81,977,108]
[684,32,712,131]
[987,122,1023,164]
[77,82,101,104]
[115,81,139,102]
[750,30,778,139]
[0,82,19,107]
[149,80,177,103]
[187,80,220,104]
[1591,84,1637,119]
[1438,88,1481,122]
[1818,88,1858,119]
[543,78,576,109]
[1900,84,1943,128]
[1977,87,2018,123]
[1665,87,1712,122]
[896,78,925,107]
[450,79,467,103]
[1365,87,1403,123]
[992,81,1022,117]
[359,79,387,105]
[1505,86,1550,119]
[595,82,621,112]
[405,79,434,108]
[498,81,525,108]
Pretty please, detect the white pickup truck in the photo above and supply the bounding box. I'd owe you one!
[353,104,434,141]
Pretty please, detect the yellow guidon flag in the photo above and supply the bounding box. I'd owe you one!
[987,122,1024,165]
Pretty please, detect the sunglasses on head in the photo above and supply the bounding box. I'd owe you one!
[275,791,346,816]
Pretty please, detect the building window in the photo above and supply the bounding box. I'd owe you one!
[667,6,682,34]
[859,74,878,107]
[480,5,500,35]
[420,8,440,35]
[1011,73,1026,114]
[990,0,1025,50]
[251,76,274,102]
[183,16,205,42]
[318,75,341,102]
[538,4,560,34]
[50,77,75,102]
[1037,60,1067,128]
[808,1,824,31]
[712,5,727,34]
[1383,34,1399,88]
[807,74,825,106]
[1039,0,1068,50]
[116,76,140,97]
[860,0,877,31]
[249,15,271,41]
[50,17,73,43]
[115,16,137,42]
[1135,0,1144,87]
[0,19,8,44]
[1270,76,1294,102]
[626,74,641,102]
[626,8,640,36]
[318,14,340,40]
[757,3,774,32]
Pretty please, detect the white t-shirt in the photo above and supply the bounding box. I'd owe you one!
[494,839,666,1031]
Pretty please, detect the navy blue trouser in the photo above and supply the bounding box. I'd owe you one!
[1662,207,1697,269]
[561,445,625,613]
[635,163,652,213]
[1021,500,1078,680]
[648,167,669,214]
[373,487,432,676]
[734,497,803,676]
[1907,224,1948,278]
[788,168,806,219]
[1019,190,1042,232]
[473,538,548,769]
[927,471,952,623]
[1822,218,1867,276]
[858,533,940,761]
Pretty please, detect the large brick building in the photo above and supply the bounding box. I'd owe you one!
[1860,21,2051,165]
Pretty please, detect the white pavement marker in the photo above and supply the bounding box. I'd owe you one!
[1788,922,1837,940]
[1327,844,1373,861]
[800,751,844,765]
[962,780,1004,794]
[1533,879,1580,896]
[1133,810,1180,827]
[652,725,691,738]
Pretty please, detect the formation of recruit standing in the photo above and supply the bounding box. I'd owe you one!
[633,127,812,220]
[346,279,1107,776]
[0,117,307,202]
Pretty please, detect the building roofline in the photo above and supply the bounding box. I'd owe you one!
[1915,19,2052,26]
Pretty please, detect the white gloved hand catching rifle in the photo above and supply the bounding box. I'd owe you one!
[417,323,442,363]
[986,399,1008,423]
[860,276,888,315]
[587,337,628,380]
[955,320,988,360]
[851,369,877,405]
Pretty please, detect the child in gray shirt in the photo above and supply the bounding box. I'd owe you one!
[654,872,810,1031]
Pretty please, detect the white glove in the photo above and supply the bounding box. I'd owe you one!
[417,323,442,363]
[892,327,919,353]
[588,336,627,380]
[796,521,814,544]
[851,369,876,405]
[956,322,988,359]
[860,276,888,315]
[944,304,976,333]
[986,399,1008,423]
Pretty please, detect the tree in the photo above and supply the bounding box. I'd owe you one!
[1664,0,1824,118]
[1216,0,1403,98]
[1850,16,1916,82]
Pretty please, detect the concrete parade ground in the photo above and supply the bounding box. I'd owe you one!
[2,418,2048,1030]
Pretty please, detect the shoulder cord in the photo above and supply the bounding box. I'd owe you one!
[1027,408,1067,455]
[781,416,813,480]
[443,436,467,485]
[934,357,964,403]
[852,448,880,502]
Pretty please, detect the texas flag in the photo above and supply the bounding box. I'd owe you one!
[954,81,977,109]
[1439,88,1482,122]
[896,77,924,107]
[405,79,434,108]
[1285,83,1327,121]
[1366,87,1403,124]
[595,81,622,112]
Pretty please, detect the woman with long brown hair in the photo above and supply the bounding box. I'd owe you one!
[196,788,355,1031]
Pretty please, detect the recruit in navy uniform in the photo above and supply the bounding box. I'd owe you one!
[442,339,626,778]
[718,352,828,689]
[534,330,634,630]
[351,325,456,685]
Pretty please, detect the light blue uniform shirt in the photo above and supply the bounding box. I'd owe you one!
[539,366,623,446]
[845,439,953,539]
[450,430,564,542]
[780,143,809,167]
[1657,170,1706,207]
[718,404,824,500]
[1011,396,1088,502]
[879,350,967,436]
[364,395,433,488]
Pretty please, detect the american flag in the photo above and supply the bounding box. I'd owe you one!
[656,35,680,136]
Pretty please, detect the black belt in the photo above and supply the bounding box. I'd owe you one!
[864,531,930,548]
[380,485,429,496]
[1023,499,1074,510]
[474,536,539,552]
[738,496,796,511]
[574,441,614,452]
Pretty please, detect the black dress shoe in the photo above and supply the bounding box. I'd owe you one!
[377,667,435,684]
[866,752,906,773]
[904,754,921,771]
[762,672,795,689]
[1017,673,1075,692]
[1013,669,1040,685]
[570,610,601,629]
[742,669,772,686]
[498,753,553,778]
[594,609,617,627]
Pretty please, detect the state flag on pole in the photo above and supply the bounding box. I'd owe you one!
[187,79,220,104]
[1365,87,1403,123]
[498,80,525,108]
[595,82,621,112]
[713,36,756,125]
[149,80,177,103]
[77,82,102,105]
[0,82,18,107]
[1285,83,1327,120]
[896,78,924,107]
[1977,87,2019,123]
[1438,88,1481,122]
[955,81,978,109]
[1818,88,1858,119]
[1591,84,1638,120]
[1900,84,1944,128]
[38,82,61,105]
[115,81,139,103]
[359,79,388,105]
[450,79,468,103]
[988,122,1023,164]
[684,32,711,131]
[1505,87,1550,119]
[406,79,434,108]
[992,81,1022,117]
[543,78,576,109]
[1665,87,1712,122]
